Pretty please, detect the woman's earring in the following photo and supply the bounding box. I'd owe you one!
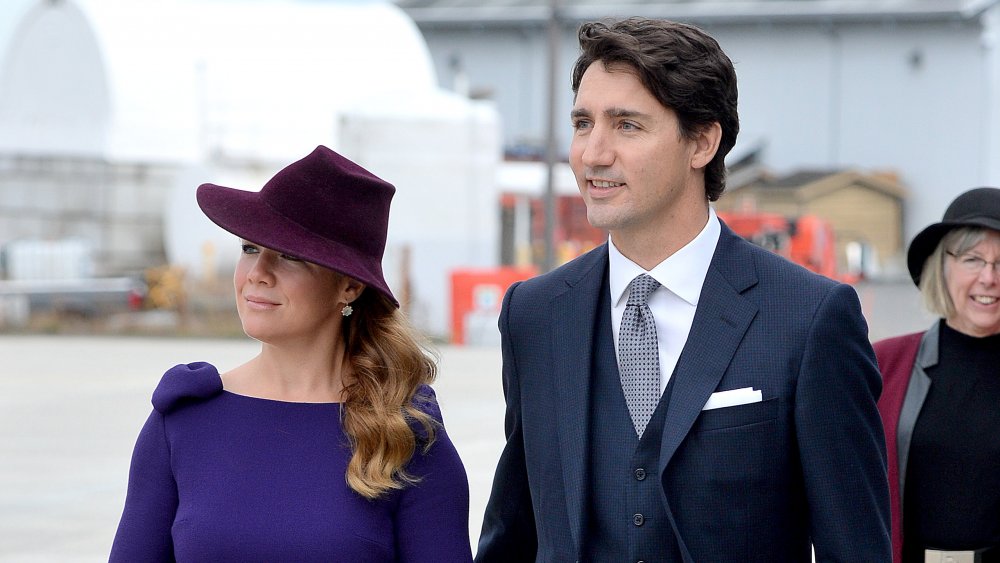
[341,304,353,317]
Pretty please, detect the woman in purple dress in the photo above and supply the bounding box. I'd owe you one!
[110,146,473,562]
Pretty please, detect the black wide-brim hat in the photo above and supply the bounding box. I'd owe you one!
[907,186,1000,286]
[196,145,398,307]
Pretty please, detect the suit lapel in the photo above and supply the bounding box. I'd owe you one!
[659,227,759,471]
[550,246,607,554]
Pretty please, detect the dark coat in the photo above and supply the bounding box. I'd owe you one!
[477,224,891,562]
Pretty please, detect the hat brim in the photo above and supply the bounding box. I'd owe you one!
[197,183,398,307]
[907,217,1000,286]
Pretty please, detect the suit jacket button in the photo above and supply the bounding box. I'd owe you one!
[634,468,647,481]
[633,513,645,526]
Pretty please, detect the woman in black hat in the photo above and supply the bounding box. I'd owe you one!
[875,187,1000,563]
[110,146,473,561]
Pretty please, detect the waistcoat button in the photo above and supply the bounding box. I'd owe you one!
[634,468,647,481]
[633,513,645,526]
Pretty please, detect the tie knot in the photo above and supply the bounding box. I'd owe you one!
[626,274,660,307]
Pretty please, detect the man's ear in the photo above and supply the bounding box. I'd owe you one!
[690,122,722,170]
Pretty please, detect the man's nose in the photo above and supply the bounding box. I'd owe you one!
[580,125,614,168]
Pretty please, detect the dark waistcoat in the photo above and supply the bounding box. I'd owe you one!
[585,280,680,562]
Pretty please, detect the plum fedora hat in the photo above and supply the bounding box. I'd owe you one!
[907,186,1000,286]
[196,145,398,307]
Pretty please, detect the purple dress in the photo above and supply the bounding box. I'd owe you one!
[110,362,473,562]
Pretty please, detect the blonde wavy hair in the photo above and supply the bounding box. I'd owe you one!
[341,287,438,499]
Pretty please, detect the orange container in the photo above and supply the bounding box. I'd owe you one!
[450,267,537,344]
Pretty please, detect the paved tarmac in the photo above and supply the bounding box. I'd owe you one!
[0,279,931,561]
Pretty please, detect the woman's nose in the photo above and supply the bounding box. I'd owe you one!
[247,253,276,284]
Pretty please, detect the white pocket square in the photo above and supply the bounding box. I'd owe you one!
[702,387,763,411]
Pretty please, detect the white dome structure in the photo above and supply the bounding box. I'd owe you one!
[0,0,502,338]
[0,0,439,162]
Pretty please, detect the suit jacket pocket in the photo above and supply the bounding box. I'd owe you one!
[691,397,778,432]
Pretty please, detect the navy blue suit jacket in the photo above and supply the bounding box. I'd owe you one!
[476,224,891,562]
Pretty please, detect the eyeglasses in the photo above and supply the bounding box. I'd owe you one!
[946,251,1000,274]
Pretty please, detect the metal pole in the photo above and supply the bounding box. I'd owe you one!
[542,0,561,272]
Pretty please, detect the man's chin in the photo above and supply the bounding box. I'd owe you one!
[585,213,620,232]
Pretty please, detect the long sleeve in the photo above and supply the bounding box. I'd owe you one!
[394,424,473,562]
[476,282,538,562]
[109,410,178,561]
[795,283,891,562]
[874,330,924,563]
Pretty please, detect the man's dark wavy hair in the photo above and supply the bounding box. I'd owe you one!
[571,18,739,202]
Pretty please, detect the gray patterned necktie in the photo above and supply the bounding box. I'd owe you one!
[619,273,662,437]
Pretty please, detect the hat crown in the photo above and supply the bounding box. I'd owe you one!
[261,146,395,258]
[942,186,1000,224]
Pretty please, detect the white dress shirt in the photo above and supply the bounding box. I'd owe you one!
[609,207,722,395]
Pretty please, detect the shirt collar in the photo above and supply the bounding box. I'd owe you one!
[609,207,721,307]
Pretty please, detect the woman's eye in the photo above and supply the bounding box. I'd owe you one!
[241,244,258,254]
[281,254,303,262]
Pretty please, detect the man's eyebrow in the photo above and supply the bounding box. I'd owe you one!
[569,107,651,120]
[604,107,650,120]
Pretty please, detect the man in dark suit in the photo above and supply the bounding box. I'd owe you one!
[476,18,890,562]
